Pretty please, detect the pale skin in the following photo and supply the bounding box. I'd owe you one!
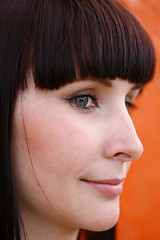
[12,72,143,240]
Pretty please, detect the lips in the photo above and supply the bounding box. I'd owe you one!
[81,178,125,196]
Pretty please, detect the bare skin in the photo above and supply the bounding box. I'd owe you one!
[12,75,143,240]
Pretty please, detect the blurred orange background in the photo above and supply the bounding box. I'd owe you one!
[117,0,160,239]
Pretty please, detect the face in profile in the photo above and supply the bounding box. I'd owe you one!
[12,72,143,239]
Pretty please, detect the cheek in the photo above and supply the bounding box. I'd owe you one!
[22,110,97,179]
[12,101,100,222]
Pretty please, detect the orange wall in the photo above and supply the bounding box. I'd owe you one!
[117,1,160,239]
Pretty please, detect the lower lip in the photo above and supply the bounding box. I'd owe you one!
[82,180,123,196]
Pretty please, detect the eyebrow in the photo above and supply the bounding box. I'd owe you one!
[131,83,144,91]
[92,79,112,87]
[94,79,145,91]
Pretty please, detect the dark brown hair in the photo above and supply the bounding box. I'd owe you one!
[0,0,155,239]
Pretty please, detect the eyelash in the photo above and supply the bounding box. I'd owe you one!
[125,100,136,110]
[65,93,99,111]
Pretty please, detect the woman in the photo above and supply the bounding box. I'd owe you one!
[0,0,155,240]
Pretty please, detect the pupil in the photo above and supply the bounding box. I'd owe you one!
[76,96,88,106]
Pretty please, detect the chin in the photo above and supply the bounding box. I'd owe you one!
[88,215,119,232]
[83,200,120,232]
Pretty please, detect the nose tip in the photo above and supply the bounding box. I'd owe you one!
[129,136,143,161]
[102,115,144,162]
[122,120,144,161]
[110,135,143,162]
[113,136,143,162]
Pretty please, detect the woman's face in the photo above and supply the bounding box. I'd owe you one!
[12,73,143,239]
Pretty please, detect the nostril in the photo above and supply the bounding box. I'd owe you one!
[114,152,132,161]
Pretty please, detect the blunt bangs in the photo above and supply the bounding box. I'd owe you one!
[30,0,156,90]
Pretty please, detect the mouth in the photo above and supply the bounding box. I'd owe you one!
[80,178,125,196]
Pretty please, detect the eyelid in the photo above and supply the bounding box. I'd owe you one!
[127,86,142,99]
[64,88,96,98]
[63,88,97,102]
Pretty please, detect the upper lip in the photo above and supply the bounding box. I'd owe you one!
[81,178,125,185]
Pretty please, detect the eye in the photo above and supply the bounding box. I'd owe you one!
[66,93,99,110]
[125,99,136,110]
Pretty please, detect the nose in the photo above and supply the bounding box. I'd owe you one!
[102,112,143,162]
